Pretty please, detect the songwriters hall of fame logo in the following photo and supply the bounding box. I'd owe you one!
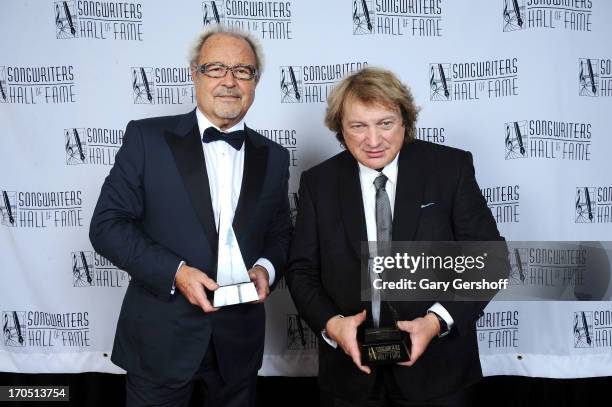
[72,251,95,287]
[202,1,225,25]
[131,67,194,105]
[505,120,592,161]
[575,187,597,223]
[580,58,612,97]
[72,251,129,287]
[55,0,143,40]
[55,0,78,38]
[508,247,528,286]
[476,310,519,349]
[280,66,302,103]
[575,186,612,223]
[430,59,519,101]
[65,128,87,164]
[352,0,443,36]
[574,311,593,348]
[287,314,317,350]
[2,311,91,348]
[506,245,585,289]
[481,185,520,224]
[280,62,366,103]
[259,129,299,167]
[132,67,155,104]
[503,0,525,31]
[202,1,292,39]
[574,311,612,348]
[0,190,17,227]
[0,190,83,228]
[3,311,26,347]
[0,67,7,104]
[430,63,451,101]
[505,121,527,159]
[580,58,599,96]
[353,0,374,35]
[0,66,76,104]
[503,0,593,32]
[65,127,123,165]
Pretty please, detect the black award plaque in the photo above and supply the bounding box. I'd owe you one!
[359,326,411,366]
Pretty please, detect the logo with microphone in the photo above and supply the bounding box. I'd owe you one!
[353,0,374,35]
[201,1,292,39]
[0,67,8,103]
[280,62,367,104]
[573,186,612,224]
[280,66,302,103]
[71,251,129,288]
[202,1,225,26]
[65,128,87,164]
[55,1,78,38]
[2,311,26,347]
[0,190,17,227]
[132,67,155,104]
[580,58,599,97]
[573,311,593,348]
[575,187,596,223]
[503,0,525,31]
[430,63,451,101]
[505,121,528,159]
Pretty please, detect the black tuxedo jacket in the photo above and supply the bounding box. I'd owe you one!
[286,140,504,402]
[89,109,292,386]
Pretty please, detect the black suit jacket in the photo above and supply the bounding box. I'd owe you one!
[286,140,504,402]
[89,109,292,386]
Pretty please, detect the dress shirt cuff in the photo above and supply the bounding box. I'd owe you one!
[428,302,454,331]
[254,258,275,285]
[171,260,185,295]
[321,330,338,349]
[321,315,344,349]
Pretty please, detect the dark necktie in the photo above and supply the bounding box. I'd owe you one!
[202,126,245,150]
[374,173,392,245]
[370,173,393,327]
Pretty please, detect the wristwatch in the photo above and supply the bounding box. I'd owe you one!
[428,310,450,338]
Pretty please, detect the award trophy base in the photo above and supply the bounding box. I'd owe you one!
[213,281,259,307]
[359,327,411,366]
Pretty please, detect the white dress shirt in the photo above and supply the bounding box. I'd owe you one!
[170,108,274,295]
[323,152,453,347]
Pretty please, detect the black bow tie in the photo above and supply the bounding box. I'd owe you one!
[202,127,245,150]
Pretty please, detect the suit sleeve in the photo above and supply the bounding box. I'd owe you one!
[89,120,181,300]
[285,171,342,334]
[439,151,509,335]
[260,149,293,291]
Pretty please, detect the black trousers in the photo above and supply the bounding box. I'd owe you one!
[125,342,257,407]
[320,367,470,407]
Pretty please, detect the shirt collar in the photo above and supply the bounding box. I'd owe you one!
[196,107,246,136]
[357,151,400,189]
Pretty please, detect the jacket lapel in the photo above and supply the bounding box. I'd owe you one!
[232,126,268,246]
[338,152,367,258]
[164,110,218,253]
[392,142,426,241]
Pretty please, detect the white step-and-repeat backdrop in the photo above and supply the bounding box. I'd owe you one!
[1,0,611,378]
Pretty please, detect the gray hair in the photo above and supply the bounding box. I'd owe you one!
[188,25,264,82]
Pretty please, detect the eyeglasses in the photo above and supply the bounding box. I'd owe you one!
[193,62,258,81]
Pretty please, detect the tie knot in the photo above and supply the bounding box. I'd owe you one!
[202,126,245,150]
[373,173,388,191]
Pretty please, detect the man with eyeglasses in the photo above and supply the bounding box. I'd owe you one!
[90,26,292,407]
